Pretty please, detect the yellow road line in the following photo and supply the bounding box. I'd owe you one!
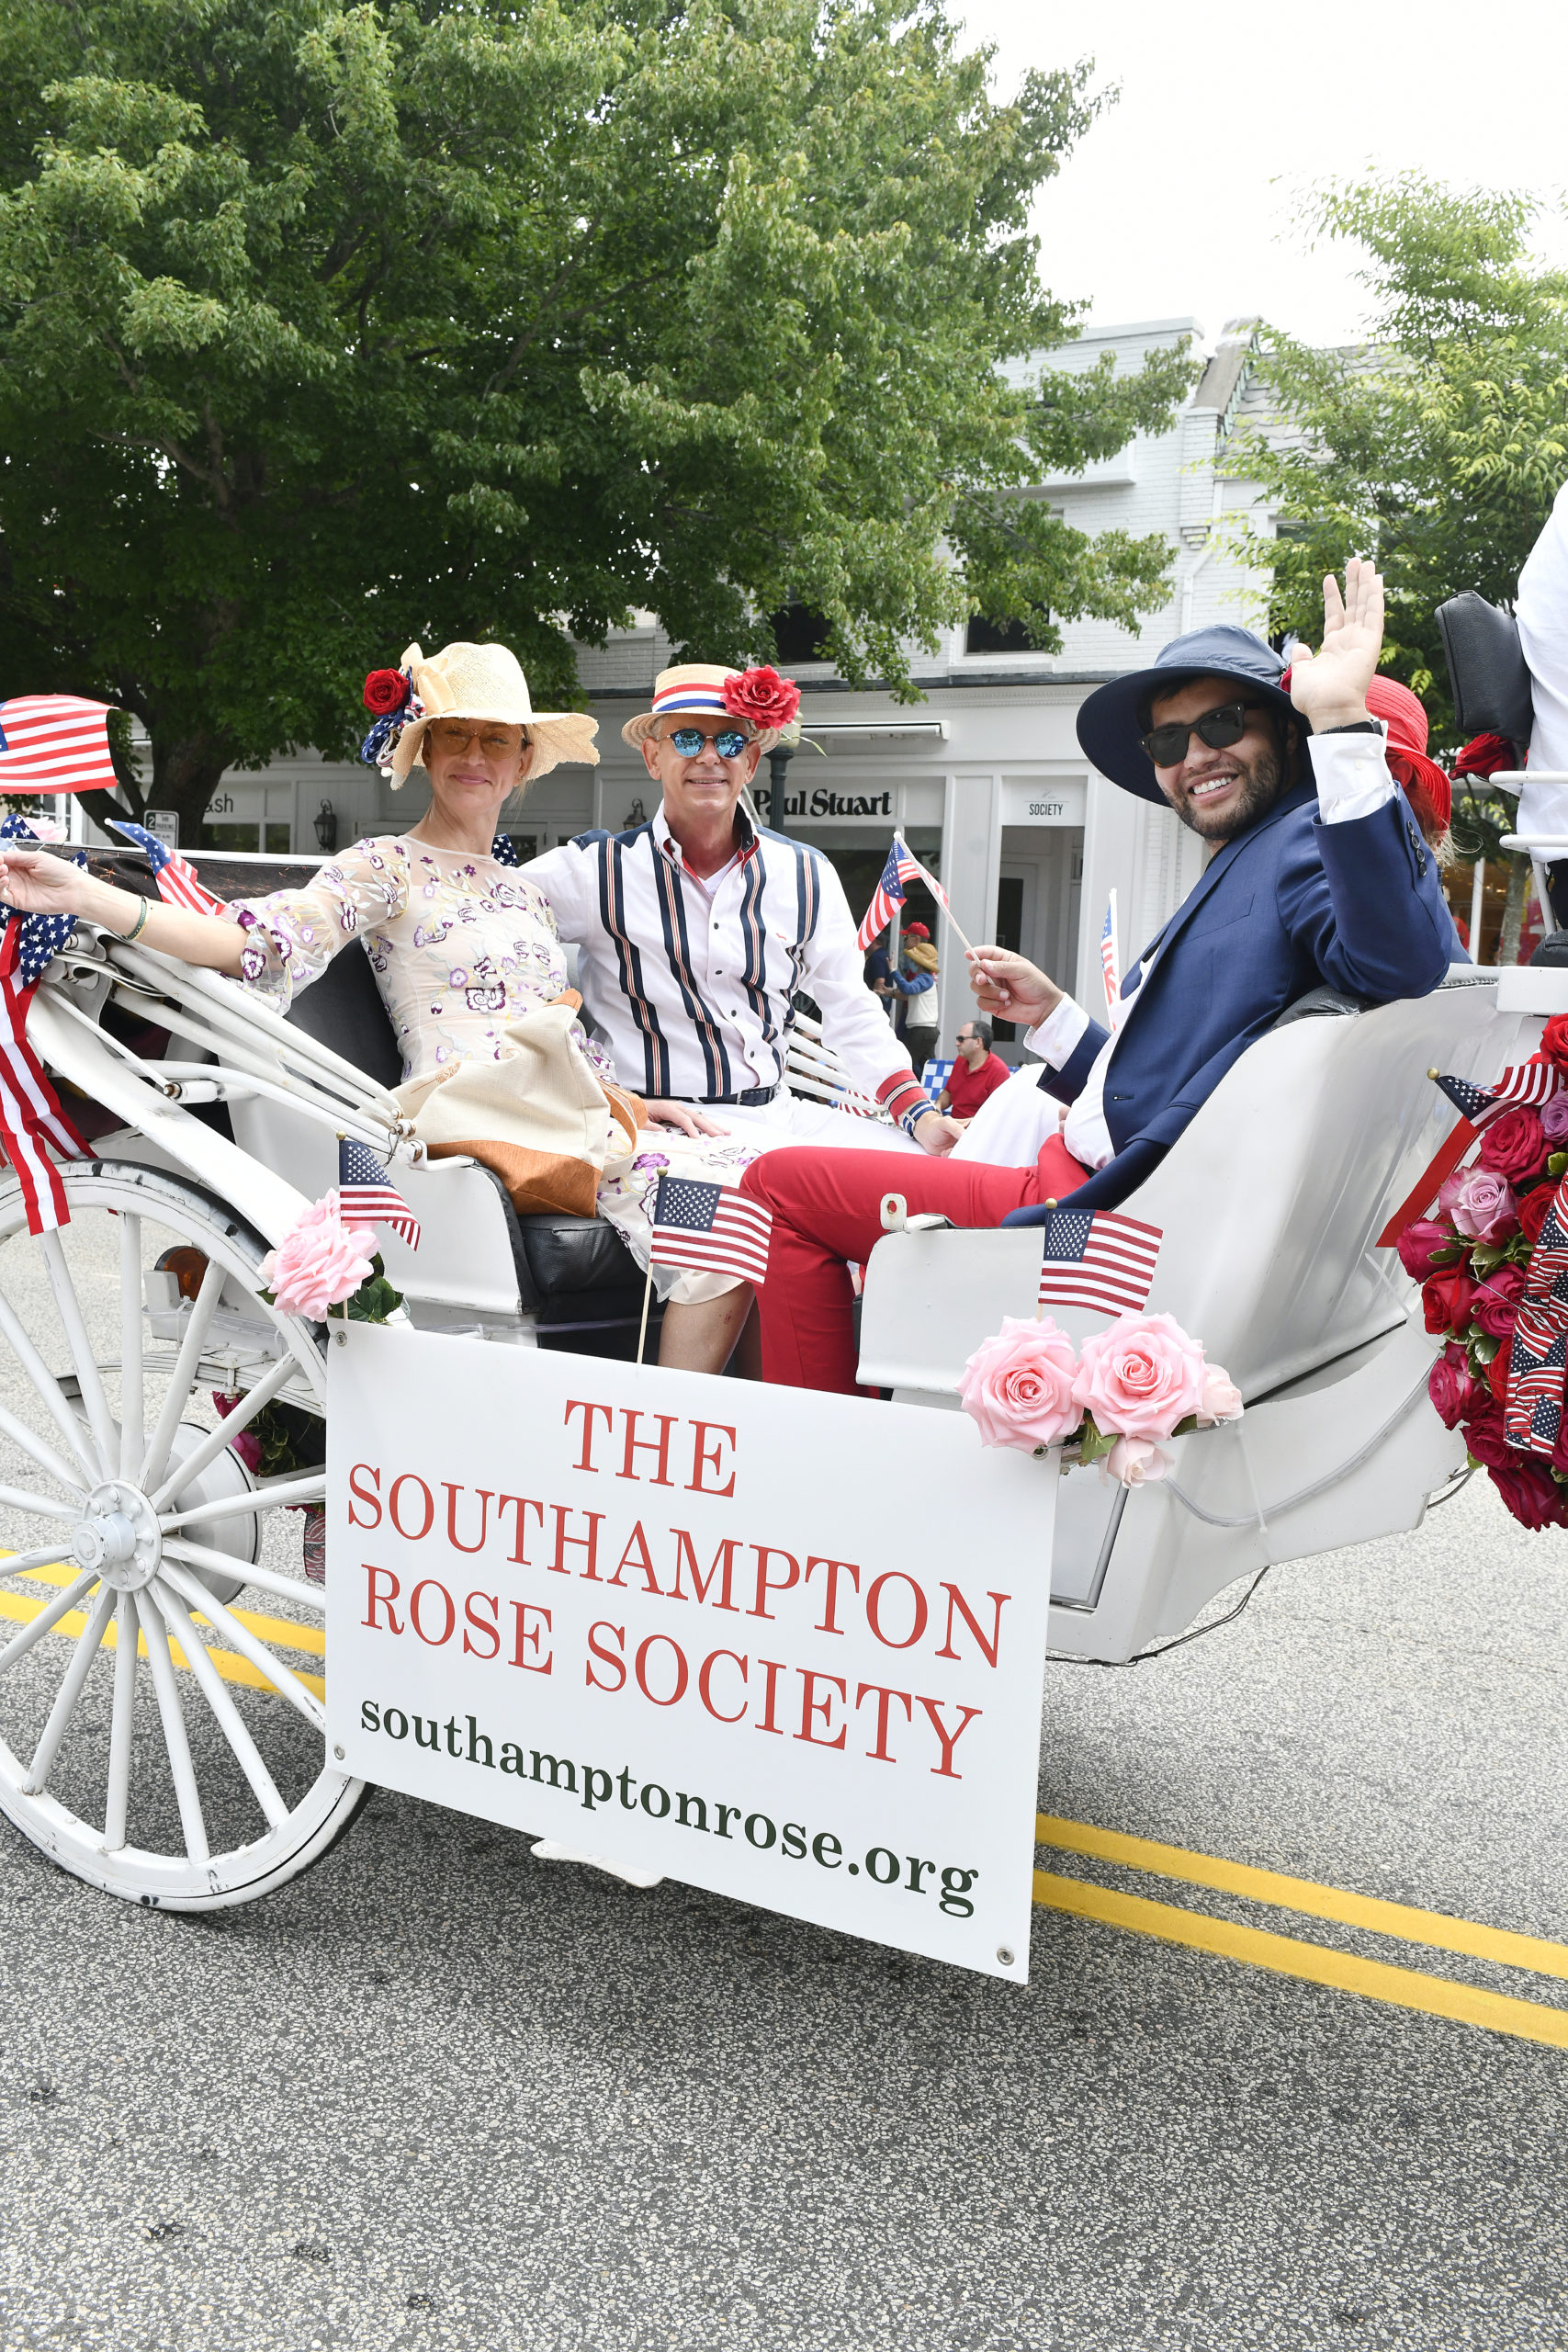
[1037,1813,1568,1984]
[6,1558,325,1660]
[1033,1871,1568,2051]
[0,1587,325,1702]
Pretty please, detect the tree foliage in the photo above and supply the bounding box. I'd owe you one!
[0,0,1192,833]
[1224,175,1568,757]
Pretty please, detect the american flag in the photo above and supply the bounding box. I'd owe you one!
[1100,893,1122,1029]
[0,815,89,1233]
[1038,1205,1162,1318]
[1434,1060,1562,1129]
[1505,1180,1568,1455]
[649,1173,772,1285]
[107,820,227,918]
[337,1136,421,1250]
[0,696,118,796]
[856,833,950,952]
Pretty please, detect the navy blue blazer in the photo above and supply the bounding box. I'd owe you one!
[1005,779,1459,1222]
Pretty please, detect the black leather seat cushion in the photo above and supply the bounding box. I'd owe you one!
[1437,592,1533,748]
[515,1210,640,1295]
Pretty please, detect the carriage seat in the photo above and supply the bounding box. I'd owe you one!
[280,941,639,1319]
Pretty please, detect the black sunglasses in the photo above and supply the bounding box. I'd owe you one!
[1140,699,1262,768]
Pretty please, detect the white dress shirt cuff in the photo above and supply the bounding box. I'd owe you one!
[1025,995,1091,1068]
[1309,720,1397,824]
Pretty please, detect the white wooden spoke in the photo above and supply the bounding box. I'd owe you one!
[102,1591,139,1852]
[139,1257,225,1494]
[118,1213,143,1481]
[159,1471,325,1535]
[0,1485,79,1523]
[0,1286,99,1485]
[159,1559,326,1732]
[149,1582,288,1831]
[0,1544,91,1580]
[137,1588,210,1865]
[0,1567,99,1676]
[0,1393,89,1499]
[145,1349,299,1512]
[38,1230,118,1474]
[25,1580,116,1795]
[162,1536,328,1614]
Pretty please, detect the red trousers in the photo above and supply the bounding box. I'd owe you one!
[738,1135,1089,1394]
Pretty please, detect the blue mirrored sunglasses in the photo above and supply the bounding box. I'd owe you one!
[666,725,750,758]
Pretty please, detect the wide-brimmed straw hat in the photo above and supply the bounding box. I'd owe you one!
[382,640,598,785]
[620,662,799,754]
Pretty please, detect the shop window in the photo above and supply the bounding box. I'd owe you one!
[989,873,1024,1040]
[199,821,292,853]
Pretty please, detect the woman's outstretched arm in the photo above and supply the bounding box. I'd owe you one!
[0,846,246,974]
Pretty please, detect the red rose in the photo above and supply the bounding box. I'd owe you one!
[1517,1183,1557,1245]
[1427,1343,1477,1430]
[722,664,801,733]
[1540,1018,1568,1074]
[1478,1106,1549,1184]
[363,667,409,716]
[1483,1340,1513,1405]
[1487,1455,1568,1532]
[1420,1266,1474,1337]
[1472,1261,1526,1340]
[1462,1397,1513,1467]
[1396,1217,1462,1281]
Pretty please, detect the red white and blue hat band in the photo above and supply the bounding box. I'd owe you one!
[651,682,736,716]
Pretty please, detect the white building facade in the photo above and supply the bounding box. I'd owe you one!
[170,318,1276,1057]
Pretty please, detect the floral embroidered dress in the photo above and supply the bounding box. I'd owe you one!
[228,836,758,1299]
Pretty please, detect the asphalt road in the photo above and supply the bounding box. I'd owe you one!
[0,1446,1565,2352]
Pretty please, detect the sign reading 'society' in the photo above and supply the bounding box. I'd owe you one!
[328,1328,1057,1980]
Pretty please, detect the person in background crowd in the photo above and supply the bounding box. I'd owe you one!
[939,1019,1010,1122]
[893,921,940,1052]
[863,925,897,1014]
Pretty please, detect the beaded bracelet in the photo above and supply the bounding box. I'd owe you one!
[118,896,150,944]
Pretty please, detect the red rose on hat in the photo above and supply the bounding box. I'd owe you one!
[363,668,409,716]
[1478,1106,1549,1185]
[722,665,801,733]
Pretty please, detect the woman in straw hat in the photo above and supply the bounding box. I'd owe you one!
[0,640,760,1374]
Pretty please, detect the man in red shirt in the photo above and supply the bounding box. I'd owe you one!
[939,1019,1010,1122]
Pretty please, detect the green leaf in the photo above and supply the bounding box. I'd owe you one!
[1077,1411,1118,1465]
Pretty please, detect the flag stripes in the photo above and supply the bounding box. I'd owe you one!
[1038,1207,1162,1319]
[107,821,227,919]
[337,1136,421,1250]
[649,1174,772,1285]
[0,696,117,796]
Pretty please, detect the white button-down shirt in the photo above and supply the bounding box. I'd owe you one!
[525,802,928,1115]
[1029,729,1399,1168]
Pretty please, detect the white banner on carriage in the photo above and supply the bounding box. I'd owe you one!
[327,1328,1057,1982]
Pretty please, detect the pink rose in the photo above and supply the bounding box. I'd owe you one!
[1542,1093,1568,1146]
[212,1390,263,1473]
[1448,1166,1517,1243]
[262,1192,376,1320]
[1073,1311,1207,1442]
[1196,1366,1244,1426]
[959,1316,1081,1452]
[1101,1435,1172,1487]
[1395,1218,1461,1281]
[1471,1261,1526,1340]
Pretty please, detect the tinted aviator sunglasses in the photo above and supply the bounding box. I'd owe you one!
[666,725,750,758]
[1140,699,1261,768]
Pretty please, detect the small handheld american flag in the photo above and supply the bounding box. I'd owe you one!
[107,820,227,919]
[1433,1061,1562,1129]
[857,838,910,952]
[0,695,118,796]
[1100,893,1122,1029]
[337,1136,421,1250]
[1038,1204,1162,1318]
[649,1174,771,1285]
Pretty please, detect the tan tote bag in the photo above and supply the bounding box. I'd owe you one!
[394,997,644,1217]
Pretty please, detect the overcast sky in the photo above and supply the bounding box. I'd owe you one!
[957,0,1568,353]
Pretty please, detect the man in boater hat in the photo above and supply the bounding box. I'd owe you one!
[525,662,959,1155]
[735,560,1465,1392]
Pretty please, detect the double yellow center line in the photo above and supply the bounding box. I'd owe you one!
[1034,1813,1568,2049]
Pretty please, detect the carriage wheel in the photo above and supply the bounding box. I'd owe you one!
[0,1159,364,1907]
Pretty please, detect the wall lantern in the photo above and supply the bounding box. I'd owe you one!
[313,799,338,854]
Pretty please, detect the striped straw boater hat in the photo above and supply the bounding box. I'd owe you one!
[620,662,800,753]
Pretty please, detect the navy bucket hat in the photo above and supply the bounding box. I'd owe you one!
[1075,624,1305,805]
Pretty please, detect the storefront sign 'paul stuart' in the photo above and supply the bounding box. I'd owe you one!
[329,1329,1057,1980]
[759,786,895,822]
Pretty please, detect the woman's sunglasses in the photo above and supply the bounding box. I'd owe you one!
[1140,699,1261,768]
[666,726,750,759]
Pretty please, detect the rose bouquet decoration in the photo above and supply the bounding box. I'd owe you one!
[1401,1024,1568,1532]
[958,1310,1243,1486]
[261,1190,404,1325]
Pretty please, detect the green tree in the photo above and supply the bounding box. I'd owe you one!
[1221,175,1568,954]
[0,0,1192,840]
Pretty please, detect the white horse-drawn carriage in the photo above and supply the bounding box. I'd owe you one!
[0,853,1548,1917]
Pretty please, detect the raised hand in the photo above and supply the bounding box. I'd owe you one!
[1288,557,1383,729]
[965,944,1062,1029]
[0,846,91,917]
